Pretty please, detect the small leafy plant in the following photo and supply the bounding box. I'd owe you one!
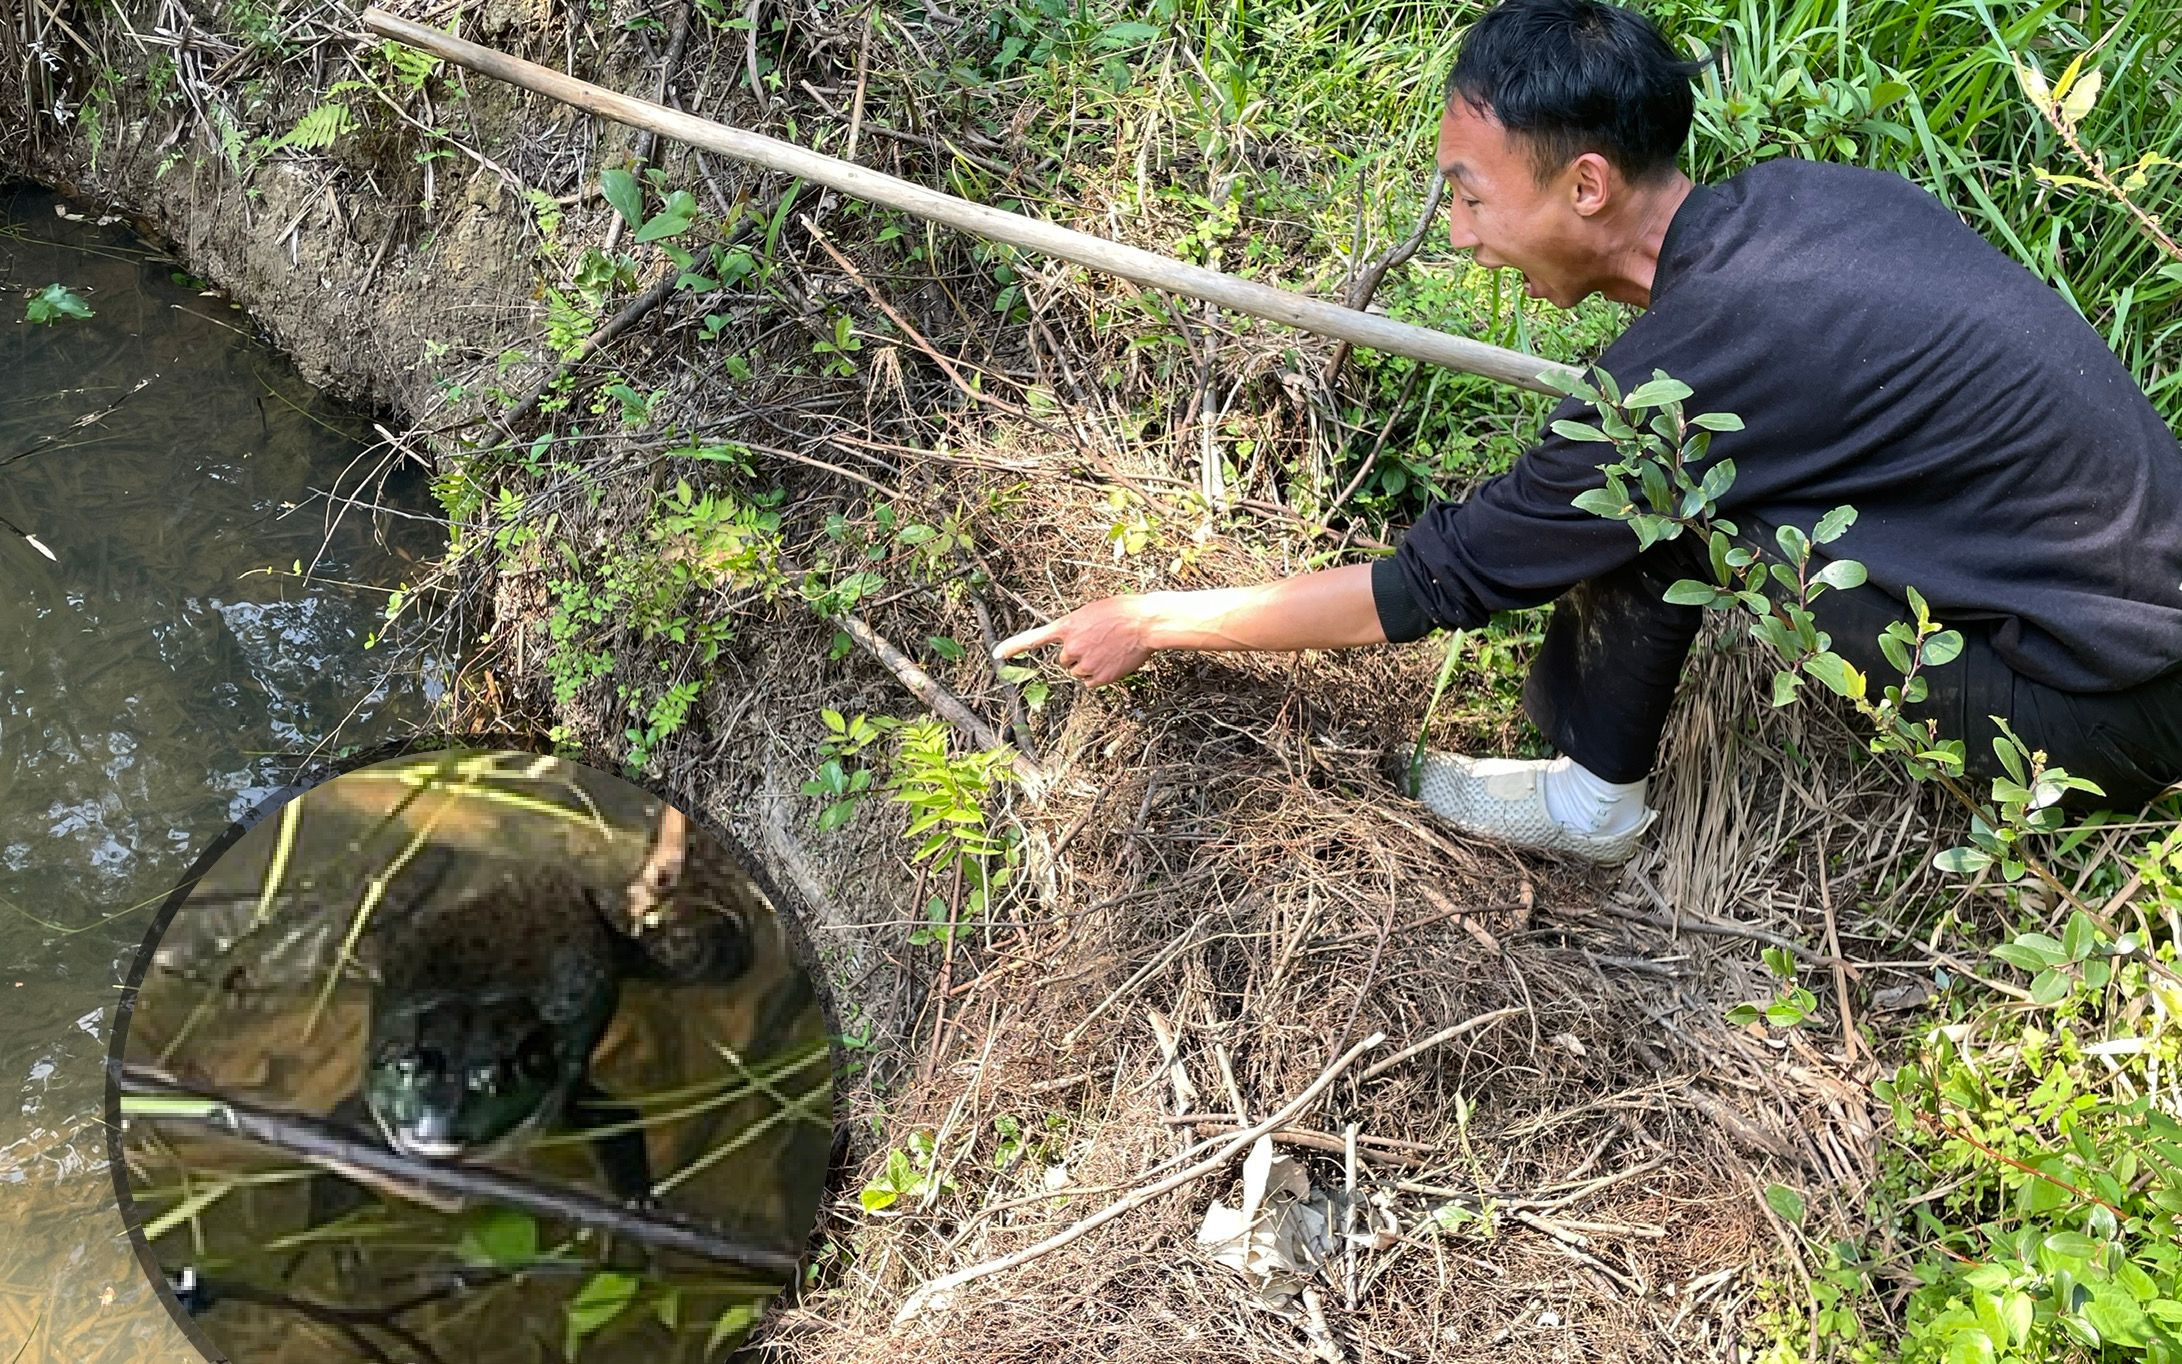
[25,283,92,323]
[859,1130,952,1213]
[1727,946,1819,1030]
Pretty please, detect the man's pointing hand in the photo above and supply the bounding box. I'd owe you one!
[994,596,1155,688]
[992,566,1388,689]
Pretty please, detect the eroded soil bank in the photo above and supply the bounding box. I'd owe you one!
[1,4,1964,1360]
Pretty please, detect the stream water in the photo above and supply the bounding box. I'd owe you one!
[0,181,443,1362]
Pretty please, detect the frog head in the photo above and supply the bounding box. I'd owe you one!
[361,991,580,1158]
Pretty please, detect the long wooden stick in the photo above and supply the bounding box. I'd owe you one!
[359,8,1579,395]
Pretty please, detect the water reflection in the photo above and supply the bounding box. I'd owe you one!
[0,181,443,1363]
[115,752,832,1364]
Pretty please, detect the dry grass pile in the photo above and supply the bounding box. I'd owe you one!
[754,628,1912,1362]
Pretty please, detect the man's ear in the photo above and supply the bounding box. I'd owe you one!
[1568,152,1615,217]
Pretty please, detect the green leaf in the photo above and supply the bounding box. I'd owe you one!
[1551,419,1614,443]
[599,168,644,230]
[1694,458,1733,499]
[1095,19,1162,45]
[1933,846,1993,874]
[1775,524,1811,562]
[1624,377,1693,408]
[2082,1291,2149,1347]
[1813,506,1858,543]
[564,1272,640,1361]
[1571,487,1629,518]
[1770,670,1803,706]
[2000,1291,2034,1345]
[25,282,94,324]
[1922,630,1964,666]
[706,1302,762,1356]
[635,189,699,242]
[1905,584,1931,627]
[2062,911,2096,962]
[2057,68,2102,129]
[1766,995,1811,1026]
[1944,1328,1996,1364]
[2029,968,2072,1006]
[1708,530,1733,584]
[1763,1183,1807,1226]
[1663,579,1721,606]
[460,1208,539,1267]
[1878,631,1913,674]
[1810,559,1867,592]
[1689,411,1744,431]
[1541,370,1598,400]
[1803,652,1864,699]
[2044,1231,2100,1258]
[1870,79,1912,110]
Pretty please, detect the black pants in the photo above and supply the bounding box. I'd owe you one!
[1524,538,2182,809]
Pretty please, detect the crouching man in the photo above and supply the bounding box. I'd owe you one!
[999,0,2182,864]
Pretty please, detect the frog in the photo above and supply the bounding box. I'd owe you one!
[344,853,757,1206]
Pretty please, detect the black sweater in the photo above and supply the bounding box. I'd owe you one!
[1372,158,2182,693]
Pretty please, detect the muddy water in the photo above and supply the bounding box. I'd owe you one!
[0,182,442,1361]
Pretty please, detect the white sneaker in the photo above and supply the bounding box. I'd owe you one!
[1405,751,1657,866]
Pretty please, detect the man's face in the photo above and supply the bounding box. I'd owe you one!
[1436,98,1596,309]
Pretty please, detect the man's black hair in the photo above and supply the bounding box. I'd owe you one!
[1447,0,1711,184]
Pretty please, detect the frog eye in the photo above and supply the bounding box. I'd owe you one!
[466,1063,501,1095]
[514,1032,558,1082]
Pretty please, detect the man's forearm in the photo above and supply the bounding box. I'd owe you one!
[1136,562,1388,653]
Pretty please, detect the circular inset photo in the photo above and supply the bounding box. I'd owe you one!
[107,749,835,1364]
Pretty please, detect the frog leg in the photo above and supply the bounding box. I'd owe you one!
[568,1078,653,1207]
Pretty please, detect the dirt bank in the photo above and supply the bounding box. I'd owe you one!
[2,3,1934,1359]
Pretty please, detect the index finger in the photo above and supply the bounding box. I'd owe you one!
[993,619,1063,660]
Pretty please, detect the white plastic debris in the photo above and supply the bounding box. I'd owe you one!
[1194,1137,1336,1312]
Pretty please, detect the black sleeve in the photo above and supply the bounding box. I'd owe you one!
[1379,394,1656,633]
[1378,296,1757,635]
[1371,556,1434,642]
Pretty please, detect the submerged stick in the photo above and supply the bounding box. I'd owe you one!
[116,1067,802,1276]
[0,507,54,560]
[358,8,1579,395]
